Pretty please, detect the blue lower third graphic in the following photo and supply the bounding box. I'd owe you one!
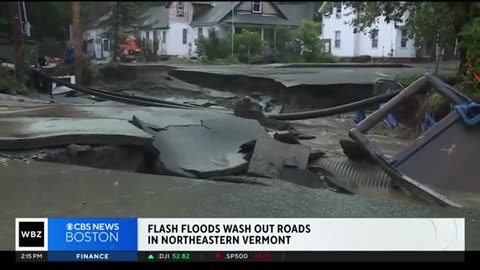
[48,252,138,262]
[48,218,137,251]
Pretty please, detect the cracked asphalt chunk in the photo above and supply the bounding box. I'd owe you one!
[0,117,152,150]
[132,113,267,178]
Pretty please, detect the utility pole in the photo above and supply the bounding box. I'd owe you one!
[231,1,234,57]
[72,1,82,85]
[8,1,24,80]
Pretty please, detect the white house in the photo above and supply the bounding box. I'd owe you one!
[139,1,316,58]
[82,7,112,61]
[320,2,417,59]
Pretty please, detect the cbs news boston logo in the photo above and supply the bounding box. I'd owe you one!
[16,218,137,252]
[15,218,49,251]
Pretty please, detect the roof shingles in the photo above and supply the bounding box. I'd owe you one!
[140,2,317,29]
[140,6,170,29]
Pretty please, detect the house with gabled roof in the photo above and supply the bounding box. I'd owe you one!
[319,2,417,60]
[81,2,116,60]
[138,1,317,58]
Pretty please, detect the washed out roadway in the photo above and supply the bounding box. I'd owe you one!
[171,63,458,87]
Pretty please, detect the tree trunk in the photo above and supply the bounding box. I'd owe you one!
[8,2,24,81]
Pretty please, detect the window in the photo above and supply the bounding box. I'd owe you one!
[162,31,166,44]
[401,29,407,48]
[252,1,262,13]
[102,39,110,51]
[371,29,378,48]
[335,2,342,18]
[198,27,203,38]
[182,28,187,44]
[146,31,150,41]
[353,28,358,34]
[177,2,184,17]
[334,31,341,48]
[153,30,158,41]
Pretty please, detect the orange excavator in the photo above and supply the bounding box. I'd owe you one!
[118,35,142,61]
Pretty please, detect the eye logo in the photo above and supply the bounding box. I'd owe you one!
[66,223,74,231]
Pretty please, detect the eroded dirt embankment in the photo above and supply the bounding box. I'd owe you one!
[168,69,374,112]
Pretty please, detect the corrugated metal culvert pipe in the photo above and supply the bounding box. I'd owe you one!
[315,158,425,204]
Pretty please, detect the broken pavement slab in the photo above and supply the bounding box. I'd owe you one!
[248,135,311,179]
[0,144,146,172]
[0,103,230,122]
[132,113,267,179]
[0,117,152,150]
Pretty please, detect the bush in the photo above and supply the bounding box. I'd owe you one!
[455,75,480,101]
[462,17,480,64]
[312,53,337,63]
[421,76,480,120]
[226,54,241,64]
[296,20,323,62]
[459,18,480,100]
[0,67,29,96]
[81,54,100,84]
[233,29,264,63]
[403,73,475,119]
[274,21,325,63]
[275,27,293,56]
[196,29,229,61]
[139,37,159,62]
[209,55,241,65]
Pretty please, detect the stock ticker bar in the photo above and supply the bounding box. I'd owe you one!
[15,251,465,262]
[124,251,467,262]
[14,218,466,262]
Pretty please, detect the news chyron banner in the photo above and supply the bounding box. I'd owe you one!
[16,218,465,262]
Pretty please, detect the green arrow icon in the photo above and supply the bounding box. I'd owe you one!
[148,254,155,260]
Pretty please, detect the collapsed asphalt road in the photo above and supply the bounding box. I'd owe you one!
[4,66,478,210]
[0,91,418,204]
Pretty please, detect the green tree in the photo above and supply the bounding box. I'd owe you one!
[322,1,480,77]
[275,27,293,55]
[97,2,144,62]
[275,21,326,62]
[233,29,264,63]
[196,28,229,61]
[296,20,323,62]
[457,17,480,101]
[462,17,480,63]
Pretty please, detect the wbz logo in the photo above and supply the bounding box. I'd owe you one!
[19,222,43,246]
[16,218,48,251]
